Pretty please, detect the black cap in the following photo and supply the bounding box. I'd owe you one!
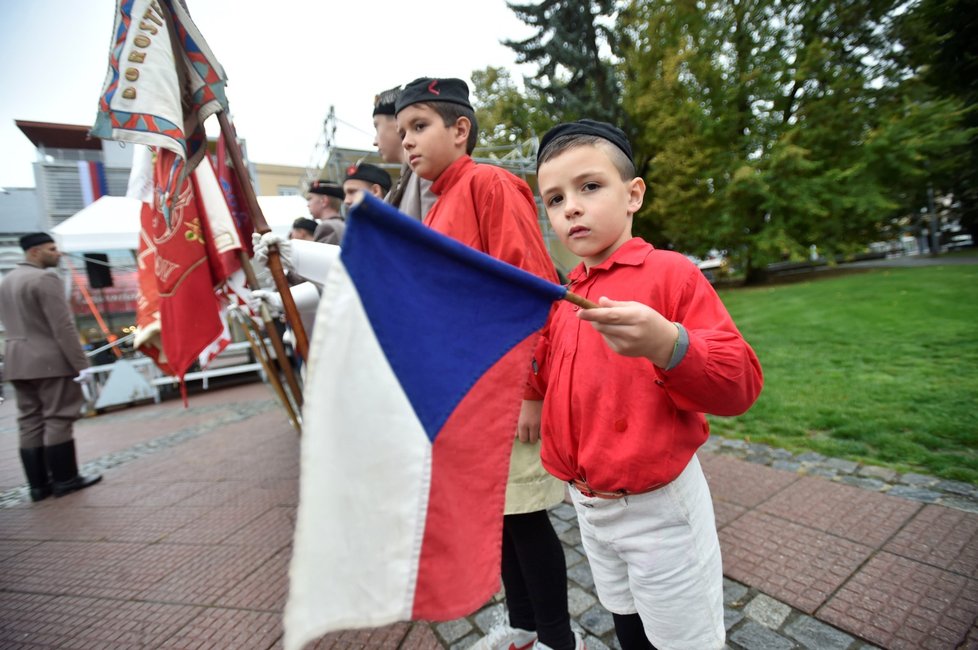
[373,85,401,117]
[307,180,344,199]
[291,217,317,235]
[537,119,634,167]
[19,232,54,250]
[344,162,392,193]
[395,77,472,114]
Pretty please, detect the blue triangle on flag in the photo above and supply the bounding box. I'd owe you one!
[342,195,565,443]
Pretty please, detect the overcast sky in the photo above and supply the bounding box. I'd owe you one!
[0,0,536,189]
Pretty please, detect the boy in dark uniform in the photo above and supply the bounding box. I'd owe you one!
[290,217,317,241]
[341,162,392,208]
[306,180,346,245]
[373,85,435,220]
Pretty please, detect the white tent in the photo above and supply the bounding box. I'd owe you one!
[52,194,308,253]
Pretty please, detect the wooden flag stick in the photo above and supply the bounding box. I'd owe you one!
[234,306,301,432]
[238,251,303,410]
[155,1,302,423]
[564,291,598,309]
[216,111,310,361]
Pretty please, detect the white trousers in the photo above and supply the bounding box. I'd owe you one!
[569,455,724,650]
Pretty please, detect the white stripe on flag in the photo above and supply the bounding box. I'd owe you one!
[78,161,95,207]
[284,260,431,650]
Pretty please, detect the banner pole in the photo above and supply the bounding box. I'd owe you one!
[233,306,301,432]
[238,250,304,410]
[156,2,305,418]
[216,112,310,361]
[563,291,598,309]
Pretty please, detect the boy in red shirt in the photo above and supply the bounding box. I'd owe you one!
[522,120,763,650]
[395,78,581,650]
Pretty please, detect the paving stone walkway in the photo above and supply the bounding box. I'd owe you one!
[1,381,975,649]
[699,436,978,515]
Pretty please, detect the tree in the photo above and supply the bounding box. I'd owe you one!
[618,0,972,282]
[504,0,625,125]
[470,67,550,149]
[892,0,978,243]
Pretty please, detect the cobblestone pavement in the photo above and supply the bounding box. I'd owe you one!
[443,437,978,650]
[1,381,976,649]
[699,436,978,515]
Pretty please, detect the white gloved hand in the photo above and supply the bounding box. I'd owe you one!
[74,367,96,384]
[249,289,284,316]
[251,232,294,272]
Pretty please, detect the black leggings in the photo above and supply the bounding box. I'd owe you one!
[613,613,657,650]
[501,510,575,650]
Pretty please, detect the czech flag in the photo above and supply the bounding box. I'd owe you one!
[78,160,108,207]
[284,194,567,649]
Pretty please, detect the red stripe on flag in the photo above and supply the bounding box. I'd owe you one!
[411,335,537,619]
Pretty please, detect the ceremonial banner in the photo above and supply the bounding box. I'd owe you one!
[92,0,227,221]
[145,148,224,380]
[194,156,246,367]
[284,195,566,650]
[134,199,169,372]
[129,145,169,370]
[94,1,234,384]
[128,144,236,379]
[216,129,255,256]
[195,157,243,283]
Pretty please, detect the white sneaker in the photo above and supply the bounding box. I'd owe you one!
[468,621,537,650]
[532,631,585,650]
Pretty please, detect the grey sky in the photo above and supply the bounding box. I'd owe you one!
[0,0,534,188]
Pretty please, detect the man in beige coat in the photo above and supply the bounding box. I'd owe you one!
[0,233,102,501]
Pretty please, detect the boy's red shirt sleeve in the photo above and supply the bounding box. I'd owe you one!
[655,268,763,416]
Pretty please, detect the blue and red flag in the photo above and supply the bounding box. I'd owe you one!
[284,194,567,649]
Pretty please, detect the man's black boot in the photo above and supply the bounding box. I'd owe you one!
[19,446,52,502]
[46,440,102,497]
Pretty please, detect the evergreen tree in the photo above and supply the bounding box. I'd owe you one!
[504,0,624,125]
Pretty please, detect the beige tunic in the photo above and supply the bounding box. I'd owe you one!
[505,438,566,514]
[313,216,346,245]
[0,262,89,380]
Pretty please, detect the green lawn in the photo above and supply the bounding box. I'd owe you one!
[709,265,978,484]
